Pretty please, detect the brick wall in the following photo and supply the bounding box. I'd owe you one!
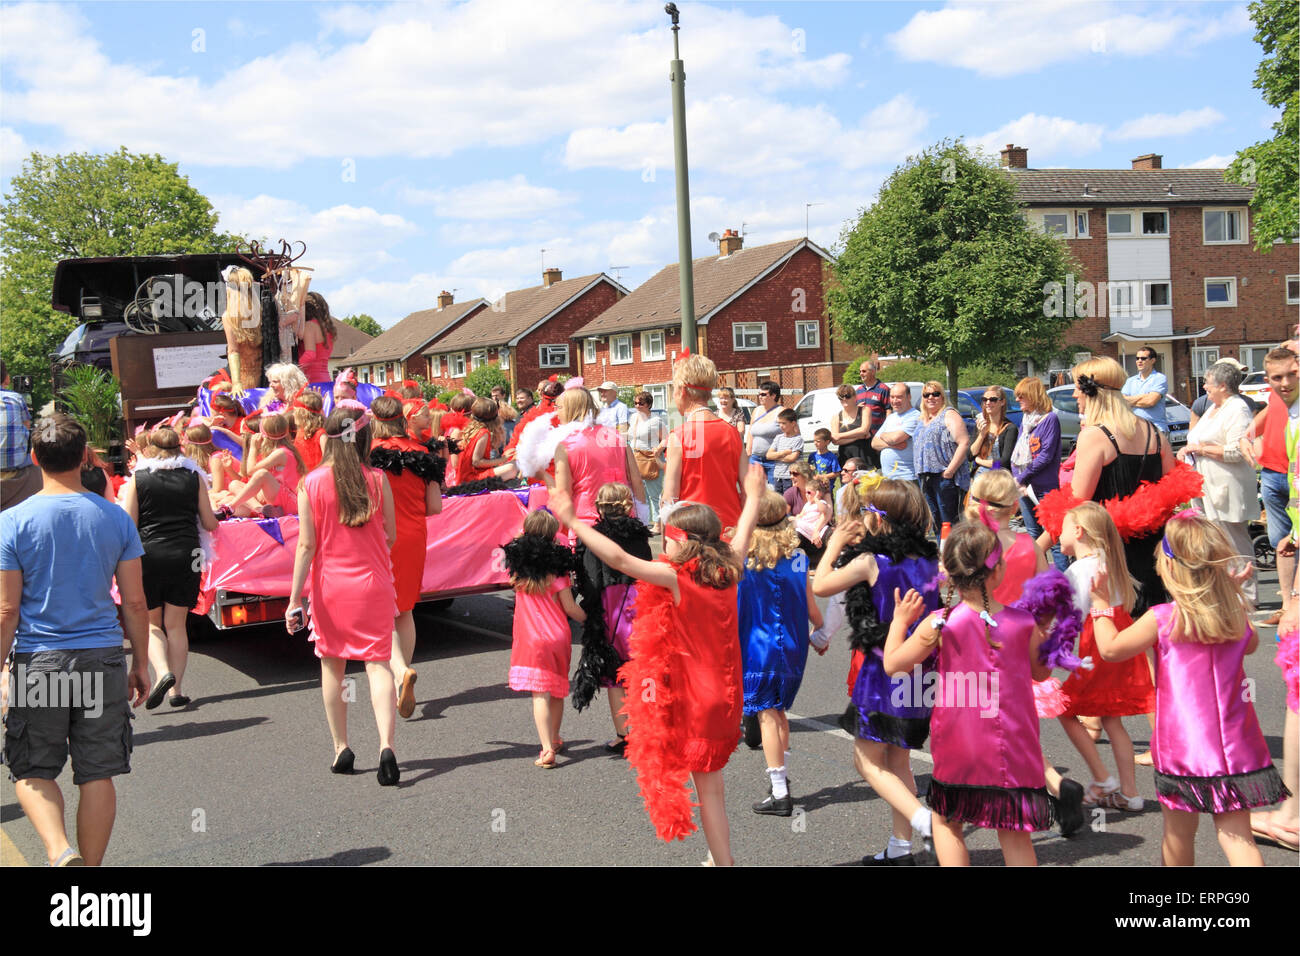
[578,327,683,388]
[516,282,624,392]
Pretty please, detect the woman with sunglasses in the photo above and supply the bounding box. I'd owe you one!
[745,381,784,485]
[830,384,870,468]
[969,389,1019,479]
[913,381,970,541]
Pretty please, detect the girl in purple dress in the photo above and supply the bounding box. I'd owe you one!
[1089,511,1287,866]
[885,520,1055,866]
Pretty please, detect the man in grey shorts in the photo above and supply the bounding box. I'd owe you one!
[1,413,150,866]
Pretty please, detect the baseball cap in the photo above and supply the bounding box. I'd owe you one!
[1214,357,1248,372]
[598,381,618,391]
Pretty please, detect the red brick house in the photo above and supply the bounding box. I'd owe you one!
[571,234,840,408]
[1003,145,1298,401]
[424,269,628,393]
[342,292,487,386]
[327,320,376,379]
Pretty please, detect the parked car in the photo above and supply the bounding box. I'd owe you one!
[1240,370,1270,405]
[1048,386,1189,455]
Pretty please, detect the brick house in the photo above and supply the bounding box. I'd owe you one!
[1003,145,1299,401]
[424,269,628,393]
[342,292,487,386]
[327,320,376,379]
[571,233,843,409]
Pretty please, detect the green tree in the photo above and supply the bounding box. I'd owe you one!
[464,361,510,397]
[340,313,383,338]
[0,148,244,407]
[829,139,1078,398]
[1226,0,1299,250]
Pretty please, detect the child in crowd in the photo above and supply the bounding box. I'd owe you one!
[549,464,766,865]
[1089,511,1285,865]
[502,509,585,769]
[808,428,840,489]
[740,492,824,816]
[292,390,327,473]
[766,409,805,494]
[183,423,236,500]
[794,477,833,566]
[225,413,305,517]
[816,478,939,864]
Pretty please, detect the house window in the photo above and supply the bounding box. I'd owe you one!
[470,349,487,371]
[611,334,633,364]
[1038,209,1088,239]
[1107,212,1133,236]
[1286,275,1299,304]
[583,339,597,364]
[1042,213,1069,236]
[450,354,466,378]
[1109,280,1138,314]
[1075,211,1089,237]
[641,330,665,361]
[427,355,440,377]
[1141,211,1168,236]
[375,365,387,386]
[498,348,509,371]
[1192,347,1220,377]
[539,344,569,369]
[360,369,370,384]
[796,321,819,348]
[1145,281,1171,307]
[1205,277,1237,307]
[733,322,767,351]
[1240,345,1271,371]
[1204,208,1246,244]
[646,384,668,410]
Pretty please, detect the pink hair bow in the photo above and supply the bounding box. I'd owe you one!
[334,398,371,431]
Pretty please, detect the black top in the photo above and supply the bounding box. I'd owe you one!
[974,422,1020,472]
[1094,421,1166,612]
[835,407,869,466]
[136,467,200,559]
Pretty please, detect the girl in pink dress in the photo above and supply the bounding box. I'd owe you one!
[885,520,1056,866]
[503,509,586,769]
[286,407,402,786]
[1088,511,1287,865]
[224,413,304,517]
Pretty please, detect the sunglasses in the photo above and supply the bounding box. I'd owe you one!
[982,396,1003,404]
[1137,355,1155,361]
[923,391,943,399]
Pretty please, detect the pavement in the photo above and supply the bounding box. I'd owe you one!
[2,569,1296,867]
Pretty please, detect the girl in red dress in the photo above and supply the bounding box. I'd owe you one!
[369,396,445,720]
[291,390,327,473]
[455,398,510,485]
[660,353,745,536]
[551,463,768,865]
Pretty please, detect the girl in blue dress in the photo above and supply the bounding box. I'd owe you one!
[739,491,824,816]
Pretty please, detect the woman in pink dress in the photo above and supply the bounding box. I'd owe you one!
[660,354,745,536]
[553,386,647,530]
[287,406,402,786]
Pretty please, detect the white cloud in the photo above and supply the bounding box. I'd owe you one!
[888,1,1249,78]
[0,126,32,181]
[1178,154,1236,169]
[973,113,1106,159]
[1112,107,1224,140]
[403,175,576,220]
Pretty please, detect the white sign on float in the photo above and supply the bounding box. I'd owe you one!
[152,344,229,389]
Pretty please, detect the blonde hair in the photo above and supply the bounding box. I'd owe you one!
[221,267,261,344]
[183,423,213,471]
[595,482,634,521]
[863,478,931,536]
[746,492,801,571]
[1065,502,1136,613]
[1072,356,1137,439]
[966,469,1020,522]
[1015,376,1051,415]
[293,389,325,436]
[557,387,596,424]
[252,413,306,477]
[1156,514,1249,644]
[261,363,308,409]
[512,510,563,596]
[673,353,717,406]
[920,380,948,421]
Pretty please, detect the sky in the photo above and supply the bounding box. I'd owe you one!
[0,0,1275,330]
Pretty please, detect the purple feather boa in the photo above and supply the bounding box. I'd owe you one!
[1011,569,1084,671]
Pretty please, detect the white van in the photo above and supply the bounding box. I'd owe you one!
[792,382,923,450]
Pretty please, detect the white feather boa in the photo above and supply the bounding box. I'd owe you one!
[128,455,217,567]
[514,412,592,480]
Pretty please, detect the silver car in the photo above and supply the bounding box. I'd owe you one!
[1047,386,1189,454]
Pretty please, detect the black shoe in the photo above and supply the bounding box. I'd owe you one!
[167,695,191,708]
[330,747,355,774]
[1058,778,1085,837]
[605,735,627,755]
[145,673,175,710]
[377,748,400,786]
[752,792,793,817]
[742,713,762,749]
[862,849,916,866]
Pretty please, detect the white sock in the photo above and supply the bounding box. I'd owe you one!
[910,807,932,838]
[767,766,789,799]
[887,835,912,859]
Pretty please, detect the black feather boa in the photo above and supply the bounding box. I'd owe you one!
[501,534,577,585]
[369,447,447,486]
[571,515,654,711]
[444,477,513,497]
[837,525,937,654]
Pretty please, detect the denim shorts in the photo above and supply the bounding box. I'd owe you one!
[1260,468,1292,547]
[3,647,132,785]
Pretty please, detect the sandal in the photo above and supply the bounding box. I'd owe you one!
[553,737,565,754]
[1099,791,1144,812]
[534,748,556,769]
[1251,814,1299,851]
[1081,776,1120,807]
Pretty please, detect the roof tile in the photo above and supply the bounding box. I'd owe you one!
[428,273,618,352]
[1006,168,1254,205]
[345,298,486,364]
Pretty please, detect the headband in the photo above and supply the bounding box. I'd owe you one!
[374,409,405,421]
[403,398,427,415]
[1160,508,1204,564]
[977,501,1004,570]
[663,524,690,544]
[187,438,213,446]
[862,503,889,519]
[262,426,289,440]
[290,396,319,413]
[681,382,712,394]
[1075,373,1116,398]
[402,380,419,390]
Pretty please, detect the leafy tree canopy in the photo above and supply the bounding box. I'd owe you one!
[339,313,383,338]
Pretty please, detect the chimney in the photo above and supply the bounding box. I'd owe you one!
[436,290,454,310]
[719,228,743,257]
[1131,153,1162,170]
[999,144,1028,169]
[542,267,562,288]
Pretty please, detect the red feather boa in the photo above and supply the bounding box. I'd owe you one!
[617,579,699,842]
[1036,461,1203,540]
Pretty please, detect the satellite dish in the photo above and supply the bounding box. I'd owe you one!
[707,232,720,243]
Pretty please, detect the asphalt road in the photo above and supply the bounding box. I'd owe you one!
[2,571,1295,868]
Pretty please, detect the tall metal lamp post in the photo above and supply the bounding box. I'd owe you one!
[666,3,697,353]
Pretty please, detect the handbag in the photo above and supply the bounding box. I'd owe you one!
[634,448,660,480]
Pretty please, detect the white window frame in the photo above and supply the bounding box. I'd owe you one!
[1106,211,1134,237]
[1041,212,1070,237]
[583,338,598,364]
[610,334,633,365]
[1203,207,1247,245]
[426,355,440,377]
[450,353,466,378]
[1286,275,1299,305]
[1037,208,1089,239]
[539,344,569,369]
[1144,281,1171,308]
[1191,347,1220,377]
[1109,280,1139,315]
[1204,277,1237,308]
[360,368,370,384]
[375,365,387,386]
[1140,210,1169,236]
[498,347,509,371]
[733,322,767,351]
[640,330,665,362]
[1075,210,1090,238]
[1240,345,1272,372]
[469,349,487,372]
[646,384,668,410]
[795,320,820,348]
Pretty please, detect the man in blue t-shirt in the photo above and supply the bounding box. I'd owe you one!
[1,413,150,866]
[1121,348,1168,433]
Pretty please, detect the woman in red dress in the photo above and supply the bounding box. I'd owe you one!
[455,398,510,485]
[660,354,746,536]
[369,396,444,720]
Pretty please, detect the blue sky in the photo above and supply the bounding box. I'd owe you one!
[0,1,1273,328]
